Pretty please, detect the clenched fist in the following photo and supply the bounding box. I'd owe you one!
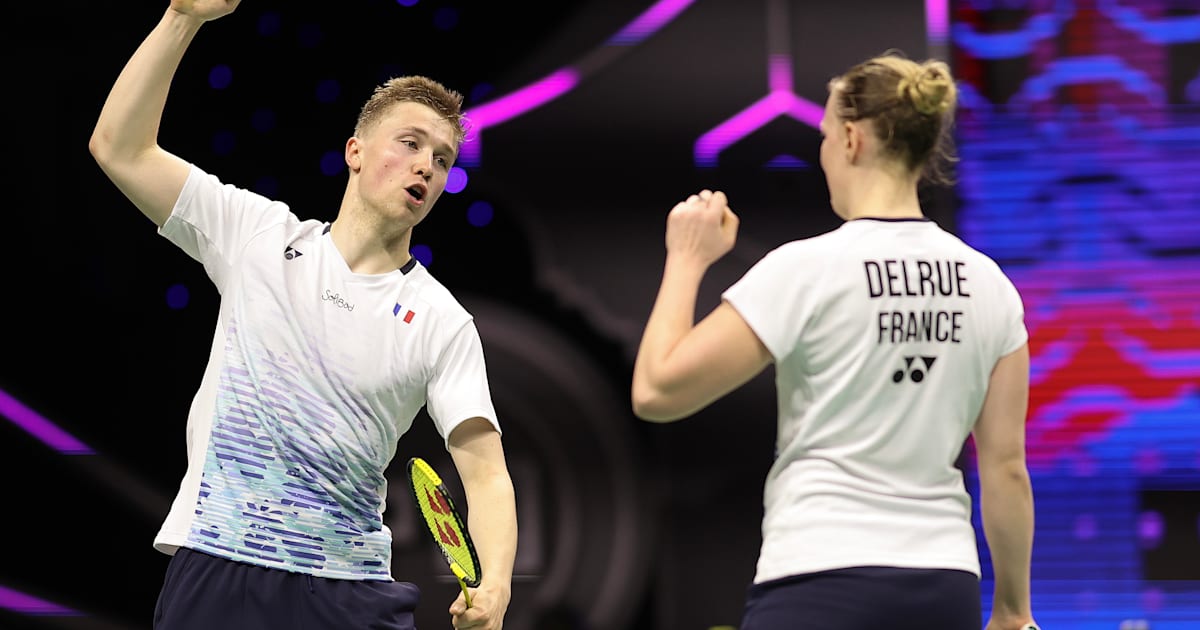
[664,189,739,267]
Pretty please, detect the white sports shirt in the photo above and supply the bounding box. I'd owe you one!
[152,164,500,580]
[722,217,1027,584]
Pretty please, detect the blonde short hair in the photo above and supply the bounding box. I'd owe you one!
[354,75,466,148]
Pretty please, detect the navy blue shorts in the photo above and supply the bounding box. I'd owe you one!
[153,547,420,630]
[740,566,982,630]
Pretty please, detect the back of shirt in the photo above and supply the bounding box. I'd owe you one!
[722,218,1027,583]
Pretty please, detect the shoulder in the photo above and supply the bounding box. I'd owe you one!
[750,227,851,270]
[404,264,475,328]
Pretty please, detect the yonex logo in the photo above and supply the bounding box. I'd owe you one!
[284,246,303,260]
[893,355,936,383]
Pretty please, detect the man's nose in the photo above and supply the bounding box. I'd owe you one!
[413,151,434,176]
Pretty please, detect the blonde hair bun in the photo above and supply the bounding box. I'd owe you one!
[897,60,957,116]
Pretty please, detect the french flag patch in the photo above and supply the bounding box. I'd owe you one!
[393,303,415,323]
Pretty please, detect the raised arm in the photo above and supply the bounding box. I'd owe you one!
[88,1,241,227]
[447,418,517,630]
[972,343,1038,630]
[631,190,771,422]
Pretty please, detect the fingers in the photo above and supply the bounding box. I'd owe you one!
[679,189,727,213]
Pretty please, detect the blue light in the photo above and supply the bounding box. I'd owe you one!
[251,108,276,133]
[212,130,236,156]
[411,244,433,267]
[320,150,345,177]
[316,78,341,104]
[433,7,459,30]
[208,64,233,90]
[166,283,190,310]
[257,11,282,37]
[297,23,324,48]
[466,201,494,228]
[253,176,279,198]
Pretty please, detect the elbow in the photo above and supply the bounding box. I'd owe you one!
[630,383,687,423]
[88,129,114,168]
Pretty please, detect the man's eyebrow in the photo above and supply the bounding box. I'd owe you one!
[397,126,455,155]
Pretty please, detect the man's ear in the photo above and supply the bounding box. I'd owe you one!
[345,137,361,171]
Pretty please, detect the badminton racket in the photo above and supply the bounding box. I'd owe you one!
[406,457,482,608]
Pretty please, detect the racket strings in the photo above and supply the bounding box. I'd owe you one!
[409,465,482,584]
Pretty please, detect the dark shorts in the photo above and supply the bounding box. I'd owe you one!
[740,566,982,630]
[154,547,420,630]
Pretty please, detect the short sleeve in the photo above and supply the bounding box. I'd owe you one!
[722,244,821,361]
[424,320,501,447]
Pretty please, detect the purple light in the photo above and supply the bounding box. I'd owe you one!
[1135,447,1163,475]
[459,70,580,166]
[609,0,696,45]
[1137,510,1164,548]
[925,0,949,44]
[0,585,80,616]
[1142,587,1166,613]
[0,388,92,454]
[396,0,419,6]
[694,91,823,167]
[445,167,468,194]
[764,154,807,170]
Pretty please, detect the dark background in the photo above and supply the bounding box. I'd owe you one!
[4,1,1199,629]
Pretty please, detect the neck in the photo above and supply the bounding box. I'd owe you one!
[841,166,924,221]
[329,214,414,275]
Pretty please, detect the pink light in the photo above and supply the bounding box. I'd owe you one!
[767,54,793,93]
[459,69,580,166]
[610,0,696,45]
[0,387,93,454]
[694,91,823,167]
[926,0,949,43]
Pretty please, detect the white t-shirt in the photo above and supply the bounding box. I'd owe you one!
[722,217,1027,584]
[153,164,500,580]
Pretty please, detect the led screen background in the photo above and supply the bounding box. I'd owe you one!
[1,1,1197,629]
[952,1,1200,627]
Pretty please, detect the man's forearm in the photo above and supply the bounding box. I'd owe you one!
[466,474,517,587]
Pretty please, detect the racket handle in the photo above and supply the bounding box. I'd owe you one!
[451,564,473,609]
[456,576,473,608]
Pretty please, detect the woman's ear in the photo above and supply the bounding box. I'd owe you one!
[844,121,864,164]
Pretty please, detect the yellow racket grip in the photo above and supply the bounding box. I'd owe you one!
[451,563,473,609]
